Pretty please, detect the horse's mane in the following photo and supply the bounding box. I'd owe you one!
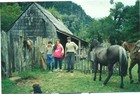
[97,45,104,48]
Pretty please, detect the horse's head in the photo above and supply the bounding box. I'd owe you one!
[23,39,33,51]
[91,39,100,47]
[89,39,100,52]
[136,40,140,47]
[122,41,128,51]
[122,41,137,52]
[88,39,99,61]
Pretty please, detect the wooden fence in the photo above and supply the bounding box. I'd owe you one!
[1,31,119,77]
[1,30,91,77]
[1,31,49,77]
[1,31,10,77]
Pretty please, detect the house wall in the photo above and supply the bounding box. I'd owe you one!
[5,3,90,74]
[9,4,57,43]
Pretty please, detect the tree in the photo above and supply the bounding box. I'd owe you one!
[77,23,89,41]
[121,0,140,42]
[1,3,22,31]
[110,2,124,30]
[62,14,81,34]
[109,0,139,42]
[86,16,115,43]
[110,0,114,4]
[47,6,62,20]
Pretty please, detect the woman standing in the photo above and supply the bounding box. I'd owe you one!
[53,39,64,71]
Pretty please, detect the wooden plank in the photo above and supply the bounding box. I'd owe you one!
[7,32,12,76]
[13,41,19,71]
[64,57,67,70]
[36,37,41,67]
[1,31,9,77]
[39,51,47,70]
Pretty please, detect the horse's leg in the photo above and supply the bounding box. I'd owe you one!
[91,61,94,73]
[103,64,113,85]
[99,64,102,81]
[120,76,124,88]
[129,61,136,83]
[93,62,98,81]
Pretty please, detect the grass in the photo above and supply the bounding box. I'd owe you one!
[2,65,140,94]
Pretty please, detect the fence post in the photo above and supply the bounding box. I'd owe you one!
[1,31,10,77]
[13,41,19,71]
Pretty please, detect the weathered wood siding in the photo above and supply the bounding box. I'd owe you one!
[1,31,50,77]
[2,3,93,78]
[1,31,10,77]
[9,4,57,42]
[2,30,117,77]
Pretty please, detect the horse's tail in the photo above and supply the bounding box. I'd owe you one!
[119,46,128,76]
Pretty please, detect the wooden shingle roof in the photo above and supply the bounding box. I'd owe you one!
[34,3,73,35]
[8,2,88,45]
[34,3,87,44]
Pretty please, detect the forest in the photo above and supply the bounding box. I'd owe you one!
[1,0,140,44]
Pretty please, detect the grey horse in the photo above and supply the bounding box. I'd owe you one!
[89,39,128,88]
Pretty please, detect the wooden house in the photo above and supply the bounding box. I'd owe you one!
[8,3,88,49]
[2,3,89,76]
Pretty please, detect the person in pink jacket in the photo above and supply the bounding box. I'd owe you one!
[53,39,64,71]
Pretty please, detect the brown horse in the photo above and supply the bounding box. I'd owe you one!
[122,41,140,84]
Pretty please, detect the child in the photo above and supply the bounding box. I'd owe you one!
[46,41,55,72]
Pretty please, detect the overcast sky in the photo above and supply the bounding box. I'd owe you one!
[72,0,137,19]
[1,0,137,18]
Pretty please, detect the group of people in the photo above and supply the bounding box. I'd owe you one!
[45,37,78,73]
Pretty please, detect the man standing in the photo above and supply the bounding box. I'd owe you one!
[65,37,78,73]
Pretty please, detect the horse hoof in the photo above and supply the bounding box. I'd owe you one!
[130,80,134,84]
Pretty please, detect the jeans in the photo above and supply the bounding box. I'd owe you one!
[54,57,62,69]
[67,52,75,71]
[47,54,55,70]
